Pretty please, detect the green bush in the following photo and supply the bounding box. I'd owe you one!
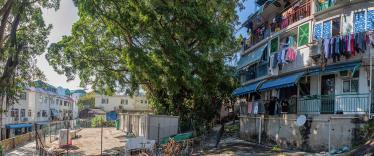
[91,115,105,127]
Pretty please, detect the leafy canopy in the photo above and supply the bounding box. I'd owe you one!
[0,0,60,106]
[47,0,240,132]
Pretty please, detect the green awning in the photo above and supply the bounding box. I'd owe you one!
[308,61,361,75]
[237,44,268,69]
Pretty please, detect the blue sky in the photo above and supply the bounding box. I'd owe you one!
[39,1,256,90]
[236,0,256,38]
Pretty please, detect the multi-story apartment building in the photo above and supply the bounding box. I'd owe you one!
[94,94,151,113]
[1,81,77,139]
[235,0,374,152]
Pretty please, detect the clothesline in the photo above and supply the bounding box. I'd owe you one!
[319,30,373,63]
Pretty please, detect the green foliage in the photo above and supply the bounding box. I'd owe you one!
[361,120,374,139]
[0,0,60,107]
[77,92,95,110]
[91,115,104,128]
[271,145,281,152]
[47,0,241,133]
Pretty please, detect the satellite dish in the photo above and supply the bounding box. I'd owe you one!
[296,115,307,127]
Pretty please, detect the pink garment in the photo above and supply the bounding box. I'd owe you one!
[286,48,296,62]
[247,102,252,114]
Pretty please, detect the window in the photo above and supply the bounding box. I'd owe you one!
[20,109,25,117]
[323,20,331,39]
[331,17,341,37]
[50,97,54,105]
[145,100,147,104]
[64,101,67,106]
[42,110,47,117]
[121,99,128,105]
[28,110,32,117]
[354,11,366,33]
[37,111,40,117]
[298,23,310,47]
[270,37,279,53]
[368,10,374,30]
[40,95,43,103]
[140,100,143,104]
[14,109,19,117]
[20,92,26,100]
[101,98,108,104]
[314,23,322,40]
[10,109,16,117]
[44,97,48,104]
[342,71,359,93]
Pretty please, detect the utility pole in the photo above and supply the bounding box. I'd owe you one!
[101,118,103,156]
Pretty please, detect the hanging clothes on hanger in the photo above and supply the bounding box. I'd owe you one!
[350,33,356,56]
[323,38,330,59]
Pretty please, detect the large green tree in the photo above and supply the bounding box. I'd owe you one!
[47,0,240,133]
[0,0,60,138]
[0,0,59,103]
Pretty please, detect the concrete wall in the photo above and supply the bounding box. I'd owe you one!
[240,114,366,152]
[119,113,179,141]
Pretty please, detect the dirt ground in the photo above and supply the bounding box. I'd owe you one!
[48,128,126,155]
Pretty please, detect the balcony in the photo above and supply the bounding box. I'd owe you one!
[243,0,311,52]
[297,93,373,114]
[314,0,350,13]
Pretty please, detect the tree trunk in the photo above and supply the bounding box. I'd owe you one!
[0,0,14,52]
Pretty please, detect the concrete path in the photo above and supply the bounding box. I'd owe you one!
[5,141,37,156]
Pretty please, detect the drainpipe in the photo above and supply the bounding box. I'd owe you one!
[369,45,372,119]
[242,116,262,144]
[328,118,331,154]
[259,116,261,144]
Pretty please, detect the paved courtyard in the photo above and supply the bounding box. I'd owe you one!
[6,128,126,156]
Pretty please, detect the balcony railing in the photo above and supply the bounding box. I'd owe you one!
[315,0,350,13]
[298,93,373,114]
[280,1,311,29]
[243,0,311,52]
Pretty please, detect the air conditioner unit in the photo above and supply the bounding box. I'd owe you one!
[309,44,321,62]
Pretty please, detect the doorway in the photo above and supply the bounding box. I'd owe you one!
[321,74,335,114]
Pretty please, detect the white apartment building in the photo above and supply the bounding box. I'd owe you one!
[94,94,151,113]
[1,81,76,139]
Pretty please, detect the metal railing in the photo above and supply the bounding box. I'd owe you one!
[314,0,350,12]
[242,0,311,52]
[280,0,311,29]
[298,93,371,114]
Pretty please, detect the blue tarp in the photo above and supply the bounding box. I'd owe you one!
[106,111,118,121]
[308,61,361,75]
[237,44,268,69]
[259,72,305,92]
[6,123,32,129]
[232,81,263,96]
[50,109,59,116]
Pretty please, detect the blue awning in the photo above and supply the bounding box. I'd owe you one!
[6,123,32,129]
[308,61,361,75]
[237,44,268,69]
[232,81,263,96]
[259,72,305,92]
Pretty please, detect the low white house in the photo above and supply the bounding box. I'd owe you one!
[94,94,151,113]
